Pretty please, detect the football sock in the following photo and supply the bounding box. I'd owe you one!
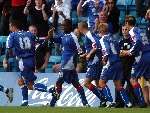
[21,85,28,102]
[101,85,113,103]
[133,83,145,105]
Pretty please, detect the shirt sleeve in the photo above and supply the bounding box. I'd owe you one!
[129,34,142,55]
[100,37,110,56]
[6,34,14,49]
[129,29,142,55]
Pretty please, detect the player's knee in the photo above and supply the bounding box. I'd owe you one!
[27,81,34,90]
[18,78,25,86]
[99,80,106,88]
[130,78,138,86]
[84,81,90,88]
[114,80,122,88]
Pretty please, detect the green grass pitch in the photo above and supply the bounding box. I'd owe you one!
[0,107,150,113]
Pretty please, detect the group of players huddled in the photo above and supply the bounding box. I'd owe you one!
[0,12,150,108]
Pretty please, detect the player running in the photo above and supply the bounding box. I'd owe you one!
[3,19,54,106]
[78,21,106,107]
[49,19,89,107]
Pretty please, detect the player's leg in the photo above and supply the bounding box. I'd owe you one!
[0,85,13,103]
[18,77,28,106]
[139,77,150,106]
[70,70,89,106]
[85,65,105,104]
[72,81,89,107]
[99,79,113,105]
[130,78,145,107]
[50,75,64,107]
[18,58,36,106]
[84,78,103,102]
[95,80,107,107]
[114,80,132,107]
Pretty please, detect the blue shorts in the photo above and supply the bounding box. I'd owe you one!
[131,53,150,79]
[18,57,37,85]
[86,63,102,80]
[100,62,123,80]
[59,69,79,84]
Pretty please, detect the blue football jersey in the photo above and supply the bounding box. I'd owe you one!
[54,32,80,70]
[100,33,121,64]
[6,31,35,58]
[82,0,104,29]
[83,31,102,65]
[129,27,150,56]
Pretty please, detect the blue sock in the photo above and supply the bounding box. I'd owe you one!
[102,85,113,103]
[0,85,4,92]
[133,84,145,105]
[50,96,58,107]
[77,87,88,105]
[119,88,131,106]
[21,86,28,102]
[34,83,47,92]
[88,84,104,101]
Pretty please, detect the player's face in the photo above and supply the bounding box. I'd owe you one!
[122,26,129,38]
[77,25,84,34]
[9,23,14,32]
[74,29,81,38]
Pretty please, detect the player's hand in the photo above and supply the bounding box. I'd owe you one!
[26,0,31,7]
[48,27,55,38]
[102,56,107,66]
[86,54,91,61]
[120,50,130,57]
[3,58,8,69]
[80,53,87,58]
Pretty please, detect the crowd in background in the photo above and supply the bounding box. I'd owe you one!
[0,0,150,107]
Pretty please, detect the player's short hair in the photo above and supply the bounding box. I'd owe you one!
[78,21,88,29]
[125,15,136,26]
[63,19,72,26]
[9,19,22,29]
[98,22,108,33]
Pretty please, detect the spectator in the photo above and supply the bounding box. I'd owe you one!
[94,10,113,33]
[0,0,11,36]
[105,0,120,34]
[71,0,80,29]
[28,24,38,36]
[135,0,150,23]
[28,24,40,44]
[77,0,105,31]
[50,0,71,32]
[10,0,28,30]
[24,0,50,37]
